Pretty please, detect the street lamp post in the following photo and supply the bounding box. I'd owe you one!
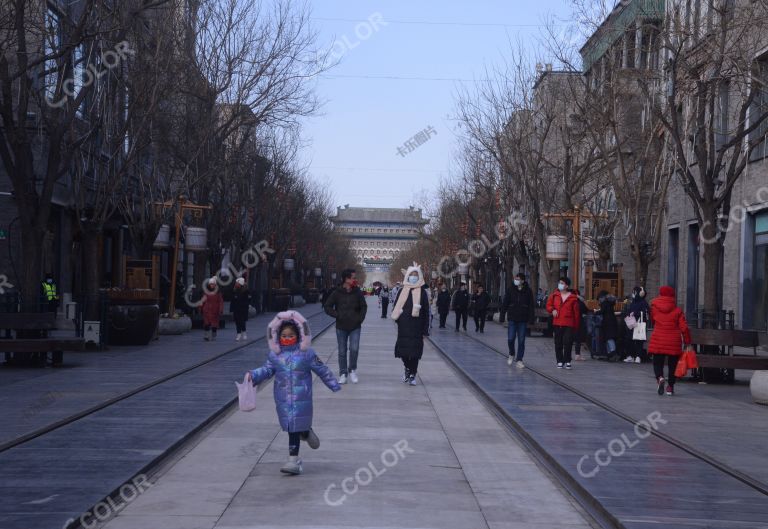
[155,196,212,314]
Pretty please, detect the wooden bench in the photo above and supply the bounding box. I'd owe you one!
[529,308,552,336]
[0,313,85,366]
[688,328,768,382]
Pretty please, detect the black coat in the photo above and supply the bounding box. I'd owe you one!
[452,290,470,311]
[324,286,368,331]
[599,298,619,340]
[394,288,429,359]
[230,288,251,320]
[472,292,491,312]
[436,290,452,314]
[502,284,534,323]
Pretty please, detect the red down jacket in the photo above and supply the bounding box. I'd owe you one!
[546,291,581,330]
[648,291,691,356]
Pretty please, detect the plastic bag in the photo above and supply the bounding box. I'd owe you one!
[236,372,257,412]
[674,355,689,378]
[624,314,638,330]
[682,346,698,369]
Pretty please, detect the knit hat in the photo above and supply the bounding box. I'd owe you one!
[659,286,675,298]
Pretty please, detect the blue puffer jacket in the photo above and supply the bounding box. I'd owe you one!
[250,345,340,432]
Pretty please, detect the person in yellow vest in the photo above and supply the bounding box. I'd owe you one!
[41,273,59,313]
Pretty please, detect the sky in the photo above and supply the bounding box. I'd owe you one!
[301,0,573,213]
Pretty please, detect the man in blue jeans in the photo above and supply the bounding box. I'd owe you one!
[323,268,367,384]
[502,273,535,368]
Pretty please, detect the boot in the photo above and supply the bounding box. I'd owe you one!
[204,330,211,341]
[302,428,320,449]
[280,455,303,475]
[211,329,217,341]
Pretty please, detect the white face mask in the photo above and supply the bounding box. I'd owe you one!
[513,279,521,287]
[408,275,419,284]
[558,283,566,291]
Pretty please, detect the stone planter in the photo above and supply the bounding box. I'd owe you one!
[108,304,160,346]
[159,315,192,335]
[750,371,768,405]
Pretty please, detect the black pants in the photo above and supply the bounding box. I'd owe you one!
[438,312,448,328]
[628,339,645,359]
[455,309,468,330]
[474,312,487,331]
[653,354,680,386]
[381,299,389,317]
[553,326,574,364]
[234,317,247,333]
[288,431,309,456]
[402,356,420,376]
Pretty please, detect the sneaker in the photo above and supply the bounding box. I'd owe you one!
[516,360,525,369]
[507,356,514,366]
[242,332,247,340]
[634,357,642,364]
[557,363,564,369]
[203,331,210,341]
[408,375,417,386]
[236,333,242,341]
[402,368,410,383]
[666,385,674,396]
[657,377,665,395]
[565,363,572,370]
[338,374,347,385]
[303,428,320,449]
[280,456,303,475]
[623,357,634,363]
[349,371,358,384]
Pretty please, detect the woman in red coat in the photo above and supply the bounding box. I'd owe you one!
[201,278,224,341]
[545,277,581,369]
[648,286,691,396]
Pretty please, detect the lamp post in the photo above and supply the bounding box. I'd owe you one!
[155,196,212,314]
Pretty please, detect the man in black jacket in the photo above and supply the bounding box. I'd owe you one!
[451,282,470,332]
[324,269,367,384]
[502,273,534,367]
[471,285,491,333]
[436,284,452,328]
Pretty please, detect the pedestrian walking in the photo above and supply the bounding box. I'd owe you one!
[648,286,691,396]
[391,263,429,386]
[323,268,367,384]
[573,289,590,361]
[622,286,650,363]
[231,277,251,341]
[41,273,59,313]
[502,273,534,368]
[390,282,402,308]
[452,282,470,332]
[597,291,620,361]
[247,311,341,475]
[545,277,581,369]
[472,285,491,333]
[379,286,390,318]
[201,278,224,341]
[436,284,451,328]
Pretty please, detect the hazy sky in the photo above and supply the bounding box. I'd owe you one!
[301,0,572,212]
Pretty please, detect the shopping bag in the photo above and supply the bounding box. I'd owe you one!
[624,313,638,330]
[236,373,257,412]
[675,354,689,378]
[682,346,699,369]
[632,313,647,341]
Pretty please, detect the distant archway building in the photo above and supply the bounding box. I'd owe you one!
[330,206,428,286]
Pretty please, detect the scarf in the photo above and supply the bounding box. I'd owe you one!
[391,280,425,320]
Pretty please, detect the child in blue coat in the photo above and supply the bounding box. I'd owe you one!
[247,310,341,475]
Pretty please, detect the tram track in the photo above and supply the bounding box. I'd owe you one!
[0,311,334,454]
[428,331,768,529]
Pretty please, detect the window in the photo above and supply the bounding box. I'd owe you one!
[715,81,730,154]
[44,8,62,101]
[749,54,768,162]
[668,228,679,292]
[686,224,700,318]
[73,44,86,117]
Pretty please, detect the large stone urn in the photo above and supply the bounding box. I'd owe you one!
[750,371,768,405]
[159,315,192,335]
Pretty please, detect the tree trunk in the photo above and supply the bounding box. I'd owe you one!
[701,230,722,328]
[82,228,102,320]
[19,223,45,312]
